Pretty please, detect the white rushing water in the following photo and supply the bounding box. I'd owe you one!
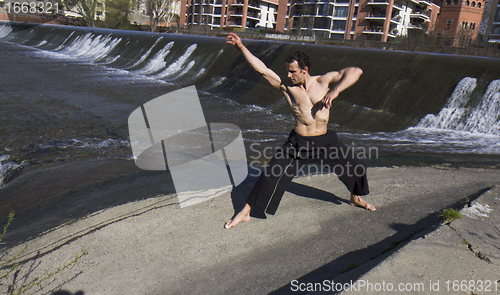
[341,77,500,155]
[0,22,12,38]
[125,37,164,70]
[417,77,500,136]
[134,41,175,75]
[0,155,22,186]
[152,43,198,79]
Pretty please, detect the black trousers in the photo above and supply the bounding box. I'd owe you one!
[247,130,370,215]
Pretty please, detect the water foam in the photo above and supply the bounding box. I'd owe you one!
[53,31,75,51]
[125,37,164,70]
[341,127,500,154]
[0,155,22,186]
[35,40,48,47]
[55,33,122,61]
[0,22,12,38]
[417,77,500,136]
[134,41,174,75]
[153,43,198,79]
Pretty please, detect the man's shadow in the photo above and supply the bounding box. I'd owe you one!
[228,171,349,219]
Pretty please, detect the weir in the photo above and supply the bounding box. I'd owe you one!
[1,21,499,135]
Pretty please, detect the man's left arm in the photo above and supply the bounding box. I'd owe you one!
[320,67,363,108]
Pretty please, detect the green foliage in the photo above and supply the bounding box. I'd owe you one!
[0,212,88,294]
[0,211,27,282]
[439,208,461,223]
[11,250,88,295]
[105,0,137,30]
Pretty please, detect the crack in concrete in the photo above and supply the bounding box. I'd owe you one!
[448,224,492,264]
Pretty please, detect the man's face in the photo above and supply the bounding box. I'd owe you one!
[286,61,307,85]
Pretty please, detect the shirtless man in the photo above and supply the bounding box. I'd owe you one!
[225,33,375,229]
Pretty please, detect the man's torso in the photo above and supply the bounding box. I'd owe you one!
[282,75,331,137]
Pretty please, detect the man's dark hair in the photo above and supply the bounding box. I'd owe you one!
[285,50,311,70]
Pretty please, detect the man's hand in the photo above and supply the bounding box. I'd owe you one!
[322,89,339,108]
[226,33,244,50]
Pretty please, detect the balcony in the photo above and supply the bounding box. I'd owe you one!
[365,13,387,23]
[247,11,260,20]
[363,26,384,34]
[391,14,402,24]
[392,3,403,10]
[418,0,432,6]
[407,23,428,32]
[367,0,389,6]
[248,1,260,8]
[410,11,430,21]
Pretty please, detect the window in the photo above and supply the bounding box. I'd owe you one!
[466,0,470,5]
[202,6,212,13]
[446,19,452,29]
[493,25,500,34]
[471,1,475,6]
[332,20,346,30]
[470,22,476,30]
[462,21,468,29]
[316,3,328,16]
[334,6,348,17]
[478,2,481,7]
[313,17,329,29]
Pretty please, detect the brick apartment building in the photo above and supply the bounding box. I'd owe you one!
[178,0,288,31]
[178,0,440,41]
[354,0,440,42]
[1,0,498,45]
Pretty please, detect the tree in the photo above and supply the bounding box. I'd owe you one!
[457,27,474,47]
[63,0,99,27]
[145,0,175,32]
[105,0,137,29]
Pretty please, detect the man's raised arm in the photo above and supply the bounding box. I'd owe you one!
[226,33,283,90]
[320,67,363,108]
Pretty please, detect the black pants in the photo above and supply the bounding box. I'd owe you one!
[247,130,369,215]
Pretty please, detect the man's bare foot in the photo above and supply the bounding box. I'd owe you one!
[349,194,376,211]
[225,204,251,229]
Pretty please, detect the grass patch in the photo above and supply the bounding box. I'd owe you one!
[439,208,461,223]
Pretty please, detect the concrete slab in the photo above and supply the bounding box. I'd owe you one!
[331,186,500,295]
[0,166,499,294]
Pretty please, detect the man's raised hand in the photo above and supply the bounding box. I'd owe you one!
[226,33,243,50]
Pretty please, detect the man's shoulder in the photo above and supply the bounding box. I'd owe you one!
[317,71,341,84]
